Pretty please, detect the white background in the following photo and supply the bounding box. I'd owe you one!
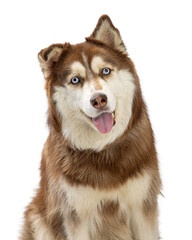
[0,0,192,239]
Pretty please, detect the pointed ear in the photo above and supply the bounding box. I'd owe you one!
[87,15,126,54]
[38,44,64,78]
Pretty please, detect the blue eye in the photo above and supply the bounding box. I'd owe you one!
[102,68,111,75]
[71,76,80,84]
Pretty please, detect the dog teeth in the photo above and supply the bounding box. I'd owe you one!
[112,112,115,118]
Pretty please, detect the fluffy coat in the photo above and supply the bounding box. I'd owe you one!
[20,15,161,240]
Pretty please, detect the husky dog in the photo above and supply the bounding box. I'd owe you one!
[20,15,161,240]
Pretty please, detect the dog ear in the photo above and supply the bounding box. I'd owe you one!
[38,44,64,78]
[87,15,126,54]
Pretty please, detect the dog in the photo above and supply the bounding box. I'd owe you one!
[20,15,161,240]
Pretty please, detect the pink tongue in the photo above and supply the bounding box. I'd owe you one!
[92,113,114,134]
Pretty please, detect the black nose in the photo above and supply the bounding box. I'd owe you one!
[90,93,108,109]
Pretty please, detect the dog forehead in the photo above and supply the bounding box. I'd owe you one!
[70,54,111,74]
[91,56,111,74]
[68,55,105,77]
[70,61,86,77]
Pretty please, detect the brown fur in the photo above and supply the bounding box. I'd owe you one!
[20,15,161,240]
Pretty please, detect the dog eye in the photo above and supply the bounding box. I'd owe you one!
[102,68,111,75]
[71,76,80,84]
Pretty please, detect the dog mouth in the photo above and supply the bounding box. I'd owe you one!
[91,112,115,134]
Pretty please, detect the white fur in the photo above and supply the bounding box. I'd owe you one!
[131,206,159,240]
[52,57,135,151]
[64,221,90,240]
[70,61,86,78]
[91,56,113,74]
[80,79,116,119]
[30,214,55,240]
[62,171,151,217]
[60,171,151,240]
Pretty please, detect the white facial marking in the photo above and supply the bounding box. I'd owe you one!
[70,61,86,78]
[80,79,116,119]
[53,56,135,151]
[91,56,113,74]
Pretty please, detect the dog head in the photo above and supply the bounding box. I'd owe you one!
[38,15,143,151]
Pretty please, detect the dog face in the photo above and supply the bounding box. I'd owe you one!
[38,16,138,151]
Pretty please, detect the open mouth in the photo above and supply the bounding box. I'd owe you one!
[91,112,115,134]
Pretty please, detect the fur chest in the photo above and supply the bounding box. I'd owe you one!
[58,171,151,240]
